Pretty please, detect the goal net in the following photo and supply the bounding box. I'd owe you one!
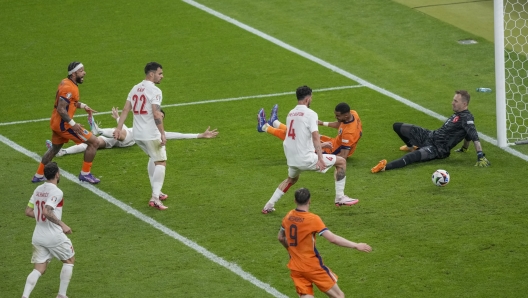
[496,0,528,146]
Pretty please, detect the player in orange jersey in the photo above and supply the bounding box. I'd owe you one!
[278,188,372,298]
[258,103,362,159]
[32,62,101,184]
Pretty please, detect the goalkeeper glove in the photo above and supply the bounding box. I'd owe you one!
[475,151,491,167]
[455,146,468,153]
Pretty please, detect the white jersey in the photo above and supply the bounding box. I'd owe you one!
[126,80,163,141]
[283,105,319,166]
[116,126,135,147]
[28,182,68,247]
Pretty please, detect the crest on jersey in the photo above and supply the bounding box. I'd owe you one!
[66,93,72,99]
[50,196,59,203]
[452,116,459,123]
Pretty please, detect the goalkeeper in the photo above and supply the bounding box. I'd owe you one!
[371,90,491,173]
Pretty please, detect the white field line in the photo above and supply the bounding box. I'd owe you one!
[0,133,289,298]
[182,0,528,162]
[0,85,362,127]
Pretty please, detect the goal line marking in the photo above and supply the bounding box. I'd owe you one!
[181,0,528,162]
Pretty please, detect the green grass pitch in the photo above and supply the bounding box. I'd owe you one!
[1,0,527,297]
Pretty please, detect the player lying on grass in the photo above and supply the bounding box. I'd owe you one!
[47,107,218,157]
[371,90,491,173]
[257,102,362,159]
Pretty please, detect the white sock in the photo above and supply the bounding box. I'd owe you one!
[272,120,281,128]
[147,158,156,185]
[151,165,166,198]
[22,269,42,297]
[58,263,73,296]
[64,143,88,155]
[267,188,285,206]
[335,177,346,198]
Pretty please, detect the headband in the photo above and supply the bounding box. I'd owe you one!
[68,63,84,75]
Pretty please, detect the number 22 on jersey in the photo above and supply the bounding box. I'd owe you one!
[132,93,148,115]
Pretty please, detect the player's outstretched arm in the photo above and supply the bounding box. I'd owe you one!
[318,120,340,129]
[198,126,219,139]
[321,230,372,252]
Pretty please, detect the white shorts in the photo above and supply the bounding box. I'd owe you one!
[31,238,75,263]
[288,154,337,178]
[135,139,167,162]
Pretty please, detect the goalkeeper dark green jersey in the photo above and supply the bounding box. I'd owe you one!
[432,110,479,157]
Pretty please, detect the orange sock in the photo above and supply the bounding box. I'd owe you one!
[36,163,45,175]
[279,123,286,130]
[267,127,286,141]
[82,161,93,173]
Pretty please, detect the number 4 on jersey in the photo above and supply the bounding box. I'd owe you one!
[287,120,296,140]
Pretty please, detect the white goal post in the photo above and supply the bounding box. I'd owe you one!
[495,0,528,146]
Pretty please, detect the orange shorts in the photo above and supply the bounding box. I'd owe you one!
[51,127,93,145]
[290,267,338,296]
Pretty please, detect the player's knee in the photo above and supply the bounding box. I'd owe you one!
[335,156,347,169]
[393,122,403,133]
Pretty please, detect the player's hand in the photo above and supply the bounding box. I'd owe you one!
[61,224,72,234]
[200,126,219,139]
[321,141,332,149]
[83,105,97,114]
[455,147,468,153]
[160,133,167,146]
[355,243,372,253]
[113,128,122,140]
[71,123,84,135]
[111,107,120,119]
[315,159,326,172]
[475,151,490,167]
[475,156,491,167]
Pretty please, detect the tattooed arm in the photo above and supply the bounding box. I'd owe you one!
[44,205,72,234]
[153,104,166,146]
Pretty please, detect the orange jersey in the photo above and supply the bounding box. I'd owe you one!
[281,209,329,272]
[322,110,362,157]
[50,78,79,131]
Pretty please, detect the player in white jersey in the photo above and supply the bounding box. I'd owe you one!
[261,86,359,214]
[50,107,218,157]
[114,62,169,210]
[22,162,74,298]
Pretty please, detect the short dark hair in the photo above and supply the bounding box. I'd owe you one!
[456,90,470,104]
[145,62,162,75]
[296,86,312,100]
[44,162,59,180]
[294,188,311,205]
[335,102,351,114]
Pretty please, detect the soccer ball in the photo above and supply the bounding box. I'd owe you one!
[432,169,450,187]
